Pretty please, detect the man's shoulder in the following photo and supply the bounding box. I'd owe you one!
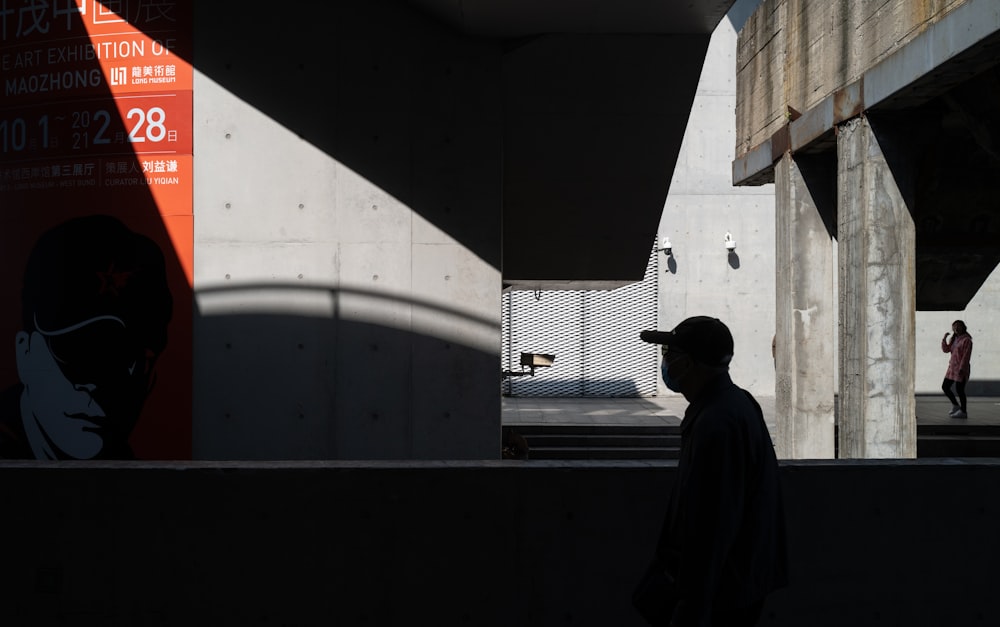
[705,379,757,411]
[691,381,760,432]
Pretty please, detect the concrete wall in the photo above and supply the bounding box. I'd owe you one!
[2,460,997,626]
[191,2,502,459]
[657,0,778,398]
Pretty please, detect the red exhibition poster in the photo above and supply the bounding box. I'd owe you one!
[0,1,192,459]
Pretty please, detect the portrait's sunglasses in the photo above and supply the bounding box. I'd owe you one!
[38,319,153,388]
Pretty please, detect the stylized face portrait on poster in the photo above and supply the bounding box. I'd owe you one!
[0,1,193,459]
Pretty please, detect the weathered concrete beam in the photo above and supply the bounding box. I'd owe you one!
[733,0,1000,186]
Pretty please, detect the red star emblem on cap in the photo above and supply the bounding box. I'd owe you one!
[96,263,134,296]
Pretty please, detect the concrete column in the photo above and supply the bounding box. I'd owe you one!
[774,153,837,459]
[837,116,916,459]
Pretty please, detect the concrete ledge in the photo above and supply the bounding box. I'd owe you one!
[1,457,996,469]
[863,0,1000,107]
[731,136,777,185]
[1,459,998,625]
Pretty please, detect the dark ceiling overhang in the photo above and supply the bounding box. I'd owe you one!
[406,0,738,37]
[409,0,739,291]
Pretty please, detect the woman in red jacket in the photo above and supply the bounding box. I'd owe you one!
[941,320,973,419]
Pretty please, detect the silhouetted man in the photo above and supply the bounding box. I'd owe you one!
[0,215,172,459]
[636,316,787,627]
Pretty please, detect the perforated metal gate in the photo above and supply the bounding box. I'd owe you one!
[502,243,658,397]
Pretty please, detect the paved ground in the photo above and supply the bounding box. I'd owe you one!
[503,396,689,427]
[502,394,1000,433]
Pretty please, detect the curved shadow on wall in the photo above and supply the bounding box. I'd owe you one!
[194,282,499,459]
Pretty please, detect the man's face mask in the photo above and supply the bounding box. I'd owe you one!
[661,348,688,393]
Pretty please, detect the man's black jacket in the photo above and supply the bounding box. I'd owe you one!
[656,373,788,626]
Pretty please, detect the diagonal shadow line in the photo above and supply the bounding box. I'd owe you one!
[96,1,723,281]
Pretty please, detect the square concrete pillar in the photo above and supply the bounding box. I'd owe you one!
[836,116,917,459]
[775,153,837,459]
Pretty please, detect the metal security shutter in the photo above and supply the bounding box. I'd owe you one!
[502,242,658,397]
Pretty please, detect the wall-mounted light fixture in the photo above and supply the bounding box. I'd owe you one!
[658,236,673,256]
[502,352,556,379]
[724,232,736,252]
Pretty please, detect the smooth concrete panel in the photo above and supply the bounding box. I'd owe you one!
[192,0,503,460]
[194,243,340,287]
[410,242,500,352]
[656,7,777,399]
[338,242,414,298]
[193,75,341,245]
[329,133,415,245]
[411,342,501,459]
[659,193,777,396]
[667,14,771,197]
[696,13,739,95]
[410,242,500,459]
[192,313,337,459]
[668,93,747,195]
[332,318,415,459]
[408,47,502,256]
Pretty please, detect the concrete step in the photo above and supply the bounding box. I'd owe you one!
[506,424,680,460]
[917,423,1000,436]
[523,433,680,448]
[528,446,679,460]
[511,424,679,436]
[917,435,1000,457]
[510,423,1000,459]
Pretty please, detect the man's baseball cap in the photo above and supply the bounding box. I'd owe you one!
[21,215,173,354]
[640,316,734,367]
